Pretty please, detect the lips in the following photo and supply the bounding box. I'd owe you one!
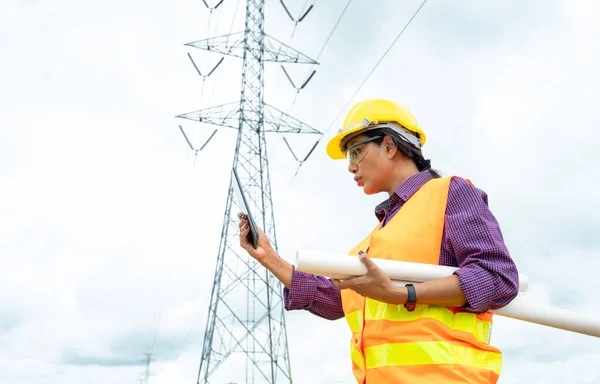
[354,176,363,186]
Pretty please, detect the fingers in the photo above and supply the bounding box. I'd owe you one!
[240,220,256,242]
[331,276,364,290]
[358,250,377,271]
[239,217,249,247]
[237,212,266,248]
[237,213,260,232]
[238,213,250,231]
[240,230,248,246]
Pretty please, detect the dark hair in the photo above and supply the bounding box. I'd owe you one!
[361,127,441,178]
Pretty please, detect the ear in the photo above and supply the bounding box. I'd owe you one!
[383,136,397,158]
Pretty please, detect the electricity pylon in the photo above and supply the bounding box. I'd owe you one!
[176,0,321,382]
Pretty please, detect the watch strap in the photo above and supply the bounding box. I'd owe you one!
[404,283,417,312]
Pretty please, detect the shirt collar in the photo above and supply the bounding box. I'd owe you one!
[374,170,434,221]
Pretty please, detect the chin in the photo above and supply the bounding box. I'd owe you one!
[361,180,386,195]
[361,184,379,195]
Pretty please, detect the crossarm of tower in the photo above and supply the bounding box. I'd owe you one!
[176,102,240,129]
[263,104,321,134]
[185,32,318,64]
[176,102,321,135]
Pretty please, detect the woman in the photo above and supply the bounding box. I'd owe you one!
[238,99,520,384]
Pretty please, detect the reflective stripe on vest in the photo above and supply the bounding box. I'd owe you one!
[341,176,502,383]
[346,302,492,344]
[350,341,501,374]
[350,342,364,370]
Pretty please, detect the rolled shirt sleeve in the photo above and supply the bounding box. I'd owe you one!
[283,266,345,321]
[444,177,520,312]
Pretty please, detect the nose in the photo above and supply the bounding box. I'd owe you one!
[348,161,358,173]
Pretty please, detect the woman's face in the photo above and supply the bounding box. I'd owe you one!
[345,134,395,195]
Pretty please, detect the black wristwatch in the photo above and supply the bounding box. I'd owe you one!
[404,283,416,312]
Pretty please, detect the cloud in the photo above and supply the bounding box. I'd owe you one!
[61,352,139,368]
[0,312,22,333]
[60,330,185,367]
[2,0,600,383]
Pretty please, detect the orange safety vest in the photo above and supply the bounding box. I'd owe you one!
[341,176,502,384]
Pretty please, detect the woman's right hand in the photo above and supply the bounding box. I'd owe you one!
[238,213,274,263]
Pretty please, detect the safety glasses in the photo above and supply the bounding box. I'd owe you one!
[345,136,382,164]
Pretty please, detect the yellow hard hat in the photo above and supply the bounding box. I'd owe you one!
[326,99,427,160]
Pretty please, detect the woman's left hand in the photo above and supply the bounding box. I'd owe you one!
[331,251,405,304]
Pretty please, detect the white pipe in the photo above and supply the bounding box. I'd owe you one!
[295,249,600,338]
[489,296,600,338]
[295,249,529,292]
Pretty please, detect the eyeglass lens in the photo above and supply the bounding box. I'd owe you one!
[345,136,381,164]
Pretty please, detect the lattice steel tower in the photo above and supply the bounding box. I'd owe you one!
[177,0,321,382]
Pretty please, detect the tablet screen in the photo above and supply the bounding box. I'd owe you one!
[231,168,259,248]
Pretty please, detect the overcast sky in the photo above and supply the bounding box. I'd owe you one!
[2,0,600,383]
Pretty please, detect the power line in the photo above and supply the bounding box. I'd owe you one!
[282,0,352,108]
[138,352,153,384]
[145,1,235,371]
[314,0,352,62]
[280,0,429,196]
[205,0,243,107]
[324,0,429,138]
[265,0,315,98]
[268,0,353,168]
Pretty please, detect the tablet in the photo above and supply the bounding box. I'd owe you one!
[231,167,259,248]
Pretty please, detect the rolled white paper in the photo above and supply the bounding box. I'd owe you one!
[295,249,529,292]
[295,249,600,338]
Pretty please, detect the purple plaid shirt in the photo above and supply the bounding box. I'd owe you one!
[283,171,520,320]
